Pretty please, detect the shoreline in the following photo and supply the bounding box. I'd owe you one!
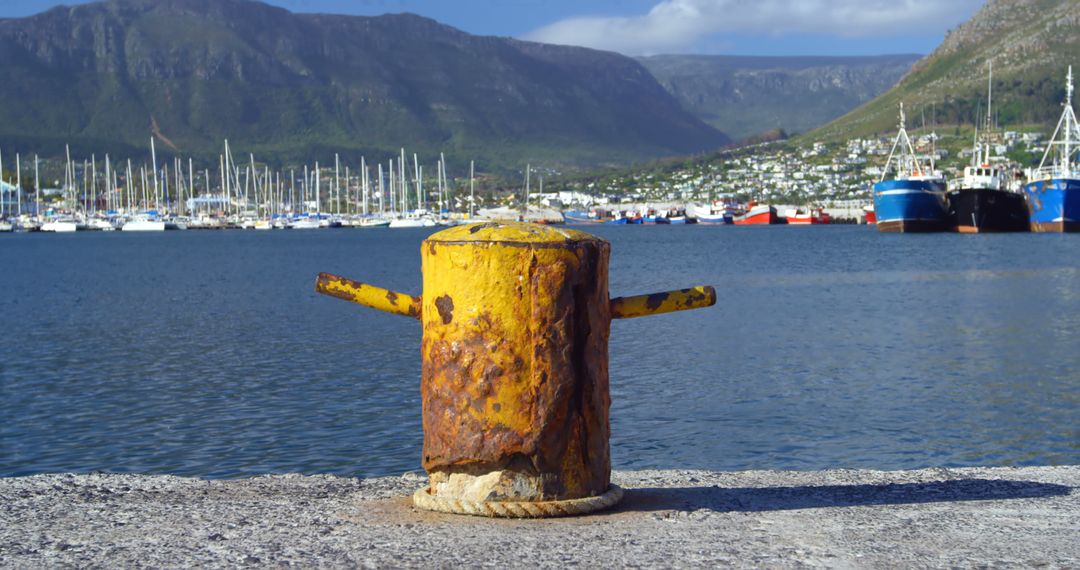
[2,466,1077,567]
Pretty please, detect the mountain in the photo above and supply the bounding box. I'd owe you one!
[637,54,920,141]
[0,0,729,169]
[814,0,1080,141]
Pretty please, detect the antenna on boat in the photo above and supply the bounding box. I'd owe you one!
[1067,65,1074,109]
[1068,65,1075,177]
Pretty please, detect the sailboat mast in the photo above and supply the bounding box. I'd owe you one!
[400,148,407,214]
[34,155,40,219]
[361,156,368,215]
[378,163,385,215]
[314,162,321,215]
[104,155,111,213]
[413,153,421,211]
[188,158,194,217]
[150,138,158,209]
[389,160,395,215]
[470,160,475,218]
[523,163,531,219]
[91,155,97,215]
[126,159,133,213]
[15,152,21,216]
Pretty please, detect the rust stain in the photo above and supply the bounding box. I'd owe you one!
[434,295,455,324]
[645,292,670,310]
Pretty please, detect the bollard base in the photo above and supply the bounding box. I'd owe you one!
[412,485,623,518]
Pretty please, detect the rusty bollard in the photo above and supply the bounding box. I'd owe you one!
[315,222,715,517]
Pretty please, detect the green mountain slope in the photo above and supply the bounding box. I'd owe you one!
[0,0,729,168]
[812,0,1080,141]
[637,54,920,141]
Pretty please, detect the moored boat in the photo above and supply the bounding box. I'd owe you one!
[872,104,948,233]
[948,165,1028,233]
[122,215,166,232]
[733,203,780,225]
[1023,66,1080,232]
[785,207,831,225]
[692,203,733,224]
[948,64,1029,233]
[562,210,600,224]
[41,218,79,232]
[356,216,391,228]
[388,217,433,228]
[862,204,877,225]
[290,216,321,230]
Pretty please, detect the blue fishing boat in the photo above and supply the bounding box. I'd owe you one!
[1023,66,1080,232]
[872,104,948,233]
[562,210,602,224]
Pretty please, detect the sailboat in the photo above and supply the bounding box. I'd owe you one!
[122,214,166,231]
[872,103,948,232]
[1023,66,1080,232]
[40,218,79,232]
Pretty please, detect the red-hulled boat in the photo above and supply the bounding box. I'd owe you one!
[785,207,831,225]
[733,203,781,225]
[863,204,877,225]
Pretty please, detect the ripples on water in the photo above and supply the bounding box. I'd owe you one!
[1,227,1077,478]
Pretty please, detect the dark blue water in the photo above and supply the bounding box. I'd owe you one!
[1,226,1077,478]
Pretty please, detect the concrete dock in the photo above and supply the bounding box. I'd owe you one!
[1,466,1076,568]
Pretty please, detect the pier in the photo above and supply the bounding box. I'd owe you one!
[2,466,1076,567]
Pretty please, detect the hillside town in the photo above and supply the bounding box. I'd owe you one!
[539,128,1048,220]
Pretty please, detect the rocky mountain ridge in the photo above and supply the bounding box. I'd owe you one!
[0,0,729,168]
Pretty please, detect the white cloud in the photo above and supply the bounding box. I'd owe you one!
[523,0,982,55]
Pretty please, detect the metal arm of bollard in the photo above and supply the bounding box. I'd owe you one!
[609,286,716,319]
[317,272,714,321]
[315,272,422,320]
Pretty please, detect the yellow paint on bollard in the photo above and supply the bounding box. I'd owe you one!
[420,222,612,504]
[314,272,421,319]
[610,286,717,320]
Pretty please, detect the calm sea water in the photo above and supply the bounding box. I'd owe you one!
[1,226,1077,478]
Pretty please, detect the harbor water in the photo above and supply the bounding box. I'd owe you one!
[1,226,1077,478]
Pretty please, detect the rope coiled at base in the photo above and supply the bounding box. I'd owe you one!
[412,485,623,518]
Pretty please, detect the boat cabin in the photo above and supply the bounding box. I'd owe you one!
[959,164,1004,191]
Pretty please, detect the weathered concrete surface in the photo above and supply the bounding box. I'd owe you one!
[1,467,1076,568]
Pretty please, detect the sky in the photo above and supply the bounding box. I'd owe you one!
[0,0,985,56]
